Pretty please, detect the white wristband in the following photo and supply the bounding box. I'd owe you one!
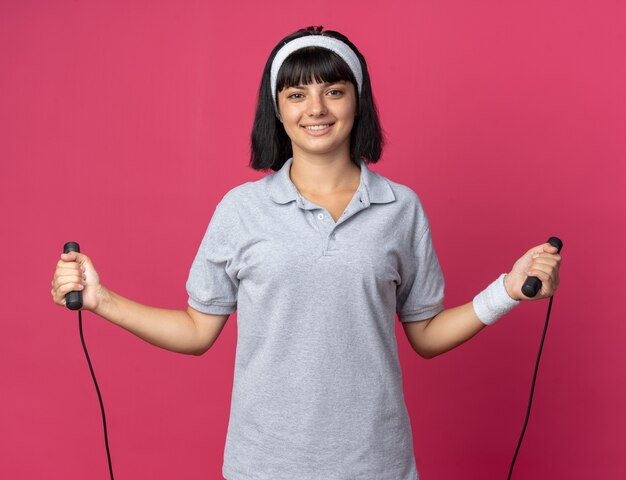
[472,273,521,325]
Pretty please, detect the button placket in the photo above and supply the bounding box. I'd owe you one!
[295,187,370,256]
[323,228,338,255]
[312,208,336,256]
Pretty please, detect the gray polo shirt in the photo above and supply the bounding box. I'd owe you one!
[187,157,445,480]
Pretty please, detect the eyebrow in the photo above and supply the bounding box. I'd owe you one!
[288,81,347,90]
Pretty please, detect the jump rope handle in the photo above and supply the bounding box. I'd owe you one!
[63,241,83,310]
[521,236,563,298]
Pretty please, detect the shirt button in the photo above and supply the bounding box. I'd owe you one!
[317,213,324,220]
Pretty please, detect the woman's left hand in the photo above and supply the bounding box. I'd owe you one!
[504,242,562,301]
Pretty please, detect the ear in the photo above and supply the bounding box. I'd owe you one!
[275,95,284,123]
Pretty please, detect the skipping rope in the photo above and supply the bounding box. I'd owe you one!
[64,242,114,480]
[507,294,556,479]
[507,236,562,479]
[63,237,562,480]
[78,309,114,480]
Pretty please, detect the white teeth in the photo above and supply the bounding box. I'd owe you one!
[305,124,330,131]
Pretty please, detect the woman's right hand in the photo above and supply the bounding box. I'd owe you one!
[51,250,228,355]
[51,251,103,311]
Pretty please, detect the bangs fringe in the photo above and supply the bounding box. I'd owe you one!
[276,47,357,91]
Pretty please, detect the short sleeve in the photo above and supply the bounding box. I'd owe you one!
[396,220,445,323]
[186,195,239,315]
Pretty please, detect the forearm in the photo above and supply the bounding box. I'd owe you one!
[419,302,487,359]
[408,243,562,359]
[93,286,203,355]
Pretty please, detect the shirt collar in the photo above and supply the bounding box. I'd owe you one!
[267,157,396,206]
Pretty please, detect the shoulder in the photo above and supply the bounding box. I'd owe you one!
[374,170,429,216]
[215,178,266,208]
[210,175,277,223]
[370,170,435,242]
[388,178,423,204]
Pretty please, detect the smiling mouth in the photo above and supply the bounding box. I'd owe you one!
[302,123,334,131]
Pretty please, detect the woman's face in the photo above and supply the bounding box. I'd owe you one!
[277,80,357,160]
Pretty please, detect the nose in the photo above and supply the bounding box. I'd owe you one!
[307,93,327,117]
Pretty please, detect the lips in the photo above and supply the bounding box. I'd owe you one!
[301,122,334,135]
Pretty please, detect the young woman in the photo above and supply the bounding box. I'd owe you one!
[51,26,561,480]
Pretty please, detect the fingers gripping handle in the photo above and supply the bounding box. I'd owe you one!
[521,236,563,298]
[63,241,83,310]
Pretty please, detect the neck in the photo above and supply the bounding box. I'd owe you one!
[289,151,361,196]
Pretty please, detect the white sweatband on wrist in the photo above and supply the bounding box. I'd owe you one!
[472,273,521,325]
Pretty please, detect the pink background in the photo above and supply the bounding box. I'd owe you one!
[2,1,624,479]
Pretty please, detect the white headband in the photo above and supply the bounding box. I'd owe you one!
[270,35,363,106]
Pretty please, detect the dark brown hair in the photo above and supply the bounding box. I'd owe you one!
[250,26,384,172]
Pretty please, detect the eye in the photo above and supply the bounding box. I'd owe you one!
[327,89,343,96]
[287,92,304,100]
